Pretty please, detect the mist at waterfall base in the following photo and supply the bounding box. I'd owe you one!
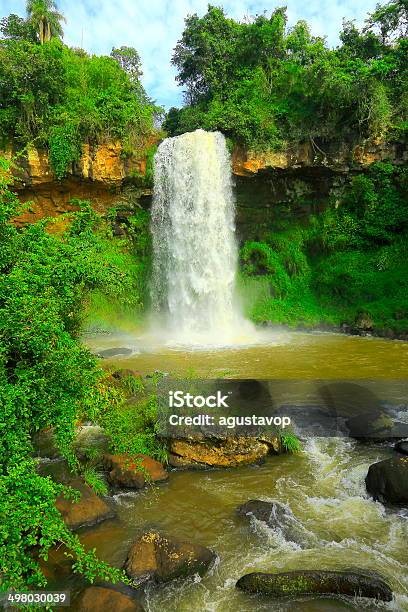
[147,129,281,349]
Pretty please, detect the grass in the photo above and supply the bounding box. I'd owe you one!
[280,432,302,454]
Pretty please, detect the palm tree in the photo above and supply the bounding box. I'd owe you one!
[26,0,65,44]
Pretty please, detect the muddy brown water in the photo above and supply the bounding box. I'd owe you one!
[46,331,408,610]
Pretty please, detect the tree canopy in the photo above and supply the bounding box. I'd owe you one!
[165,1,408,149]
[0,2,159,179]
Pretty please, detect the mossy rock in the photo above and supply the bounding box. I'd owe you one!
[236,570,392,601]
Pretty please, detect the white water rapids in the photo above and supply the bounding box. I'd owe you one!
[150,129,255,347]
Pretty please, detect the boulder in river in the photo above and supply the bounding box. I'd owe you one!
[77,586,144,612]
[345,410,392,440]
[365,456,408,504]
[124,531,216,584]
[104,453,168,488]
[237,499,279,523]
[56,478,115,530]
[395,440,408,455]
[236,570,392,601]
[236,499,316,548]
[168,434,280,468]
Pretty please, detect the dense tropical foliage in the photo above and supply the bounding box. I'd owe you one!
[0,0,407,594]
[165,1,407,149]
[164,1,407,334]
[0,4,159,179]
[239,161,408,334]
[0,159,133,588]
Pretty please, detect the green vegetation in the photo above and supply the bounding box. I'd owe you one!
[240,162,408,334]
[0,159,138,588]
[0,3,160,178]
[167,1,407,335]
[26,0,65,45]
[83,467,109,496]
[165,1,407,149]
[85,206,151,331]
[98,380,168,465]
[280,432,302,454]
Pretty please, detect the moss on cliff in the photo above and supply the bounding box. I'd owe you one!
[239,161,408,336]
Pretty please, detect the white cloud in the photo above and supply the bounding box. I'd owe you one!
[0,0,380,108]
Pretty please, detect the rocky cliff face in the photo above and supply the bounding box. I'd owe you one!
[5,137,407,232]
[4,141,151,225]
[232,138,406,176]
[232,138,407,239]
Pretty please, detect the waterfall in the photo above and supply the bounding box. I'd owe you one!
[150,129,251,345]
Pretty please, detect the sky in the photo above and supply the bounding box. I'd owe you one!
[0,0,380,108]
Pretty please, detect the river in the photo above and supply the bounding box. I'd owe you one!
[45,330,407,611]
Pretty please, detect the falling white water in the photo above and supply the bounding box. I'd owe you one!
[150,129,254,346]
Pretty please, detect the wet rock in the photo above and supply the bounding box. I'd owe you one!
[97,347,133,358]
[236,570,392,601]
[354,312,374,333]
[168,435,280,468]
[236,499,276,524]
[104,453,168,489]
[77,586,144,612]
[124,531,216,584]
[237,500,285,524]
[32,428,60,459]
[74,425,110,460]
[317,382,381,419]
[56,478,115,530]
[366,456,408,504]
[38,458,72,482]
[395,441,408,455]
[236,500,315,548]
[346,410,393,440]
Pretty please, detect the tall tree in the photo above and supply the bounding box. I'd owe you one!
[111,46,143,82]
[0,14,37,42]
[26,0,65,44]
[365,0,408,43]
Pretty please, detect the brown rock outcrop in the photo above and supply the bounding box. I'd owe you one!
[4,139,154,224]
[56,478,115,530]
[5,136,406,231]
[124,531,216,584]
[77,586,144,612]
[232,138,406,177]
[168,434,280,468]
[104,453,168,488]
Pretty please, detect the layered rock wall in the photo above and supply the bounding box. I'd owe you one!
[3,141,151,224]
[232,138,407,239]
[4,137,407,233]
